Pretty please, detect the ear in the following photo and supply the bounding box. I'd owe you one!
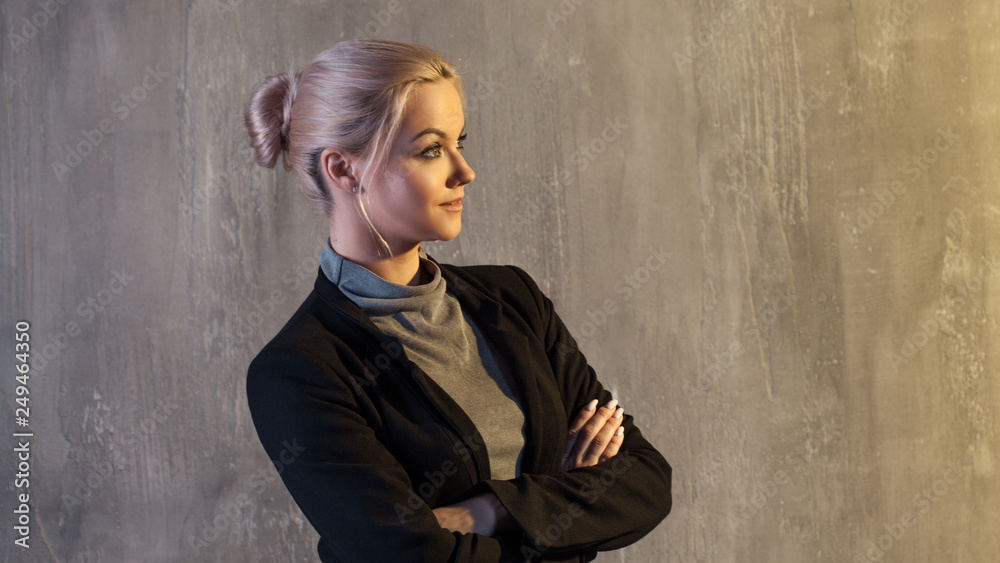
[318,148,360,195]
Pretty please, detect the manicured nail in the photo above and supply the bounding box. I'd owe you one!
[584,399,598,411]
[615,426,624,437]
[604,399,619,412]
[614,407,623,419]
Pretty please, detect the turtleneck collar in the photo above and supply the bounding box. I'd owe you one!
[319,238,446,314]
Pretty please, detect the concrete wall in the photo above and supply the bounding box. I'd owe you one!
[2,0,996,561]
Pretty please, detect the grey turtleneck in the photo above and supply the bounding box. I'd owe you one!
[319,239,526,480]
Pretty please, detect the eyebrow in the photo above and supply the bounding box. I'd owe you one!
[410,119,467,144]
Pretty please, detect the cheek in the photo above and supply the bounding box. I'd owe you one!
[384,161,442,212]
[379,179,432,223]
[408,174,441,208]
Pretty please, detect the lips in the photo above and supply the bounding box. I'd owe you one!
[440,196,463,205]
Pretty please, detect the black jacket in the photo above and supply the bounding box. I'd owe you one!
[245,253,672,562]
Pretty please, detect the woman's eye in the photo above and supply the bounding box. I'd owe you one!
[420,135,466,159]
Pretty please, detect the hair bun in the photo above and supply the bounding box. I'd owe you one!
[245,70,298,170]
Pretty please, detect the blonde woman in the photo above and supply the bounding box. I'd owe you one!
[244,39,671,562]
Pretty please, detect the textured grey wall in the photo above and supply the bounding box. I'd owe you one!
[2,0,996,561]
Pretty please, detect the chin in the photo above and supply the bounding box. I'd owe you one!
[434,222,462,242]
[439,227,461,241]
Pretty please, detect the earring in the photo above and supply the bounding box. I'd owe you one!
[352,185,359,194]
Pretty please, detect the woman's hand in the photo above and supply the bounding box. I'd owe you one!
[433,399,625,536]
[432,492,514,536]
[560,398,625,472]
[433,399,625,534]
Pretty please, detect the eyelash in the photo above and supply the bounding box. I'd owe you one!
[421,133,467,159]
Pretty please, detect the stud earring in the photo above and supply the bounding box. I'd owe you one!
[352,185,359,194]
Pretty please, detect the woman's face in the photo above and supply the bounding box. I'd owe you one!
[369,79,475,248]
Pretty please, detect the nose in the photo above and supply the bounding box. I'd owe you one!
[450,150,475,187]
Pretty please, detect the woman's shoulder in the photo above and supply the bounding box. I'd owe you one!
[434,260,553,336]
[434,260,547,312]
[433,258,543,299]
[245,290,352,386]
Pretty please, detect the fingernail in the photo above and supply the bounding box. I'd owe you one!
[614,407,623,419]
[604,399,619,411]
[615,426,624,437]
[584,399,598,411]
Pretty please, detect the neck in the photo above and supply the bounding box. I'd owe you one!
[328,229,427,287]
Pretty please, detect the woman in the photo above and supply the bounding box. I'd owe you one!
[243,39,671,562]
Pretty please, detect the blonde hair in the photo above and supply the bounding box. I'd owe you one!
[244,39,464,257]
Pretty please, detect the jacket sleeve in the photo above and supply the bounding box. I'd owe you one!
[470,265,672,558]
[245,345,523,563]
